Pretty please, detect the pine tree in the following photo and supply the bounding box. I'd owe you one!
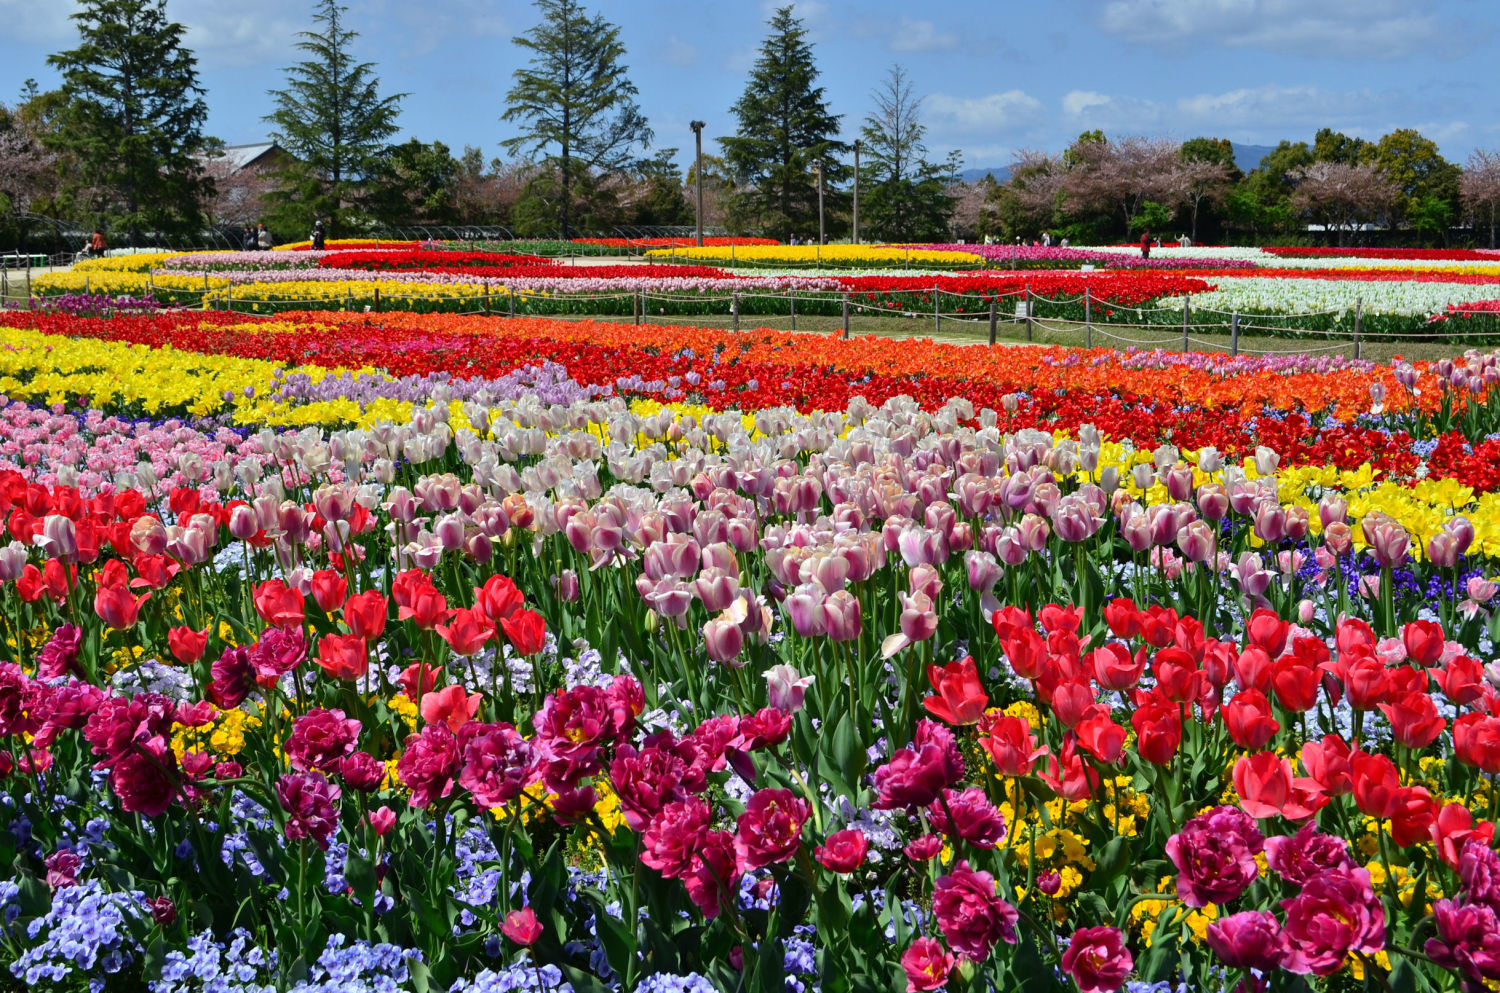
[265,0,404,237]
[857,66,958,242]
[722,5,847,240]
[45,0,212,242]
[501,0,652,239]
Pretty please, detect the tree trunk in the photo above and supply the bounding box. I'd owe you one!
[560,142,572,240]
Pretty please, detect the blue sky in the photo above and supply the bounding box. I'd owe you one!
[1,0,1496,173]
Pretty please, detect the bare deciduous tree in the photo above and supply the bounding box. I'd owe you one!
[1287,161,1397,246]
[1461,149,1500,249]
[197,157,278,227]
[0,107,57,214]
[1166,157,1232,243]
[1061,135,1180,230]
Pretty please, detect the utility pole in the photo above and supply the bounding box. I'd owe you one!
[814,160,825,245]
[690,121,706,247]
[852,140,862,244]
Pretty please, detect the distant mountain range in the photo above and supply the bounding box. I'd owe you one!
[957,143,1280,186]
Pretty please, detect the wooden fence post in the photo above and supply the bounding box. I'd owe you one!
[1354,296,1363,360]
[1230,312,1240,356]
[842,292,850,339]
[633,290,641,325]
[988,296,998,346]
[374,287,381,313]
[1084,287,1092,349]
[789,289,796,331]
[733,292,740,332]
[1182,295,1190,352]
[934,288,940,335]
[1025,283,1033,342]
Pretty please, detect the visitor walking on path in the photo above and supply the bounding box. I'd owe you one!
[310,220,326,251]
[87,229,106,259]
[256,224,273,250]
[1139,230,1151,259]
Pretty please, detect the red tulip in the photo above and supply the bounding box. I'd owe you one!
[167,625,210,664]
[420,684,482,733]
[343,590,389,640]
[314,634,368,681]
[436,606,496,657]
[475,574,524,622]
[1378,691,1446,749]
[1223,689,1280,750]
[399,586,451,630]
[1245,608,1290,657]
[1152,648,1201,703]
[1342,654,1390,710]
[1103,597,1141,639]
[1269,655,1320,713]
[923,656,989,725]
[94,584,149,630]
[309,569,348,613]
[500,607,546,656]
[978,714,1046,777]
[253,579,305,629]
[1299,735,1353,796]
[500,907,542,946]
[1130,701,1181,765]
[1432,655,1486,706]
[1455,713,1500,773]
[1075,707,1126,764]
[1351,752,1401,819]
[1233,752,1325,821]
[1401,619,1445,667]
[1089,642,1144,691]
[1389,786,1439,847]
[1432,802,1496,868]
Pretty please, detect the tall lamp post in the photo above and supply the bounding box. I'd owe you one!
[814,159,825,245]
[852,139,862,244]
[689,120,706,247]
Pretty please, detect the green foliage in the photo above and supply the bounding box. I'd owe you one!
[265,0,405,237]
[722,5,848,240]
[626,149,692,226]
[510,164,620,237]
[367,139,461,226]
[1180,136,1241,180]
[1128,200,1175,235]
[44,0,212,242]
[501,0,651,239]
[1375,128,1461,227]
[1312,128,1375,167]
[856,66,959,243]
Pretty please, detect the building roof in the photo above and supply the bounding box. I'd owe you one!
[209,142,286,172]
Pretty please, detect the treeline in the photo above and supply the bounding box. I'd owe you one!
[0,0,960,246]
[971,132,1500,248]
[2,0,1498,249]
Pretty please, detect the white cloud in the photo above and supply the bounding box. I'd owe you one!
[0,0,73,45]
[659,34,700,67]
[888,16,959,53]
[1061,90,1114,118]
[1054,83,1427,142]
[1097,0,1450,60]
[927,90,1045,132]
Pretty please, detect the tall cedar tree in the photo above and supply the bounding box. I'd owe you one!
[857,65,959,243]
[45,0,212,242]
[265,0,404,238]
[723,5,848,240]
[502,0,652,239]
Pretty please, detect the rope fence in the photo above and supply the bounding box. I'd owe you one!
[13,276,1500,356]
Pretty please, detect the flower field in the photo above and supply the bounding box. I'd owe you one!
[17,243,1500,343]
[2,289,1500,993]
